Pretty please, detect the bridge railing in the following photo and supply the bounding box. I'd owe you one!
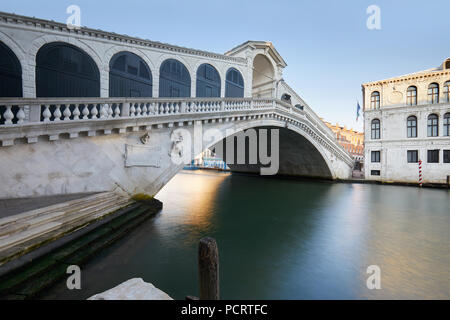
[0,97,283,125]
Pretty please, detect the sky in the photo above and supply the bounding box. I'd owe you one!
[2,0,449,131]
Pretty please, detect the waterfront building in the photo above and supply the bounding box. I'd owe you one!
[362,59,450,184]
[322,120,364,167]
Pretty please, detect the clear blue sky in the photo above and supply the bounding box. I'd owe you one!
[2,0,449,131]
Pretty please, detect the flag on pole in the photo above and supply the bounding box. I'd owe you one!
[356,101,361,122]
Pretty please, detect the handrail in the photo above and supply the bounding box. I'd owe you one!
[0,97,353,164]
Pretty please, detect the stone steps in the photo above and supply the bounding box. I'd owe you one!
[0,192,118,228]
[0,192,124,237]
[0,199,162,299]
[0,192,132,264]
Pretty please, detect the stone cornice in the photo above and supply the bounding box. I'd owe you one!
[0,11,246,64]
[364,102,450,113]
[363,69,450,88]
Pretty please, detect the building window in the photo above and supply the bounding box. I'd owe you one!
[444,81,450,102]
[444,113,450,136]
[370,91,380,109]
[444,150,450,163]
[428,83,439,104]
[427,114,439,137]
[407,115,417,138]
[371,151,380,163]
[427,150,439,163]
[406,86,417,106]
[371,170,381,176]
[371,119,380,139]
[407,150,418,163]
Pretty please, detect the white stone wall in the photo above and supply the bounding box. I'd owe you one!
[364,103,450,183]
[362,62,450,184]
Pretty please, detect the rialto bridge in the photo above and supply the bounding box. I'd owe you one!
[0,11,353,199]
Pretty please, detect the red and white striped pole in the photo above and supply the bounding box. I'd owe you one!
[418,160,423,187]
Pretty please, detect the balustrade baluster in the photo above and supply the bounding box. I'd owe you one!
[107,104,113,118]
[53,105,62,121]
[63,105,72,120]
[42,105,51,122]
[142,103,148,116]
[114,104,121,118]
[73,104,81,120]
[82,105,90,119]
[16,106,25,124]
[3,106,14,125]
[90,104,99,119]
[136,103,142,116]
[130,103,136,117]
[100,104,108,119]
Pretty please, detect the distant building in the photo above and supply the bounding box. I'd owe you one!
[322,120,364,168]
[362,58,450,184]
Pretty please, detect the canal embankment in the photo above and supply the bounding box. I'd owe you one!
[0,195,162,300]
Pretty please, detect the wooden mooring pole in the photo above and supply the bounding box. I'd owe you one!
[198,237,219,300]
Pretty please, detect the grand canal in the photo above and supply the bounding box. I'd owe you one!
[40,170,450,299]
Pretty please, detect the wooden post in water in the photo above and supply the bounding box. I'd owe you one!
[198,237,219,300]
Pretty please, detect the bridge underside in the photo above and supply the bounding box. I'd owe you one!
[214,126,333,179]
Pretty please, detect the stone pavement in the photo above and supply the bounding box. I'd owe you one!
[0,193,97,219]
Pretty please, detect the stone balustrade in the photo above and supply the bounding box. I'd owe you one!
[0,97,352,165]
[0,97,284,125]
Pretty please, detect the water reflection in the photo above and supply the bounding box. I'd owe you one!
[40,171,450,300]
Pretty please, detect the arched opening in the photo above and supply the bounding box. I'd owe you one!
[196,63,220,98]
[427,114,439,137]
[159,59,191,98]
[0,41,22,97]
[370,91,380,109]
[252,54,275,98]
[406,86,417,106]
[225,68,244,98]
[428,83,439,104]
[0,41,22,125]
[281,93,292,104]
[109,51,152,97]
[210,126,333,179]
[407,115,417,138]
[445,59,450,70]
[36,42,100,97]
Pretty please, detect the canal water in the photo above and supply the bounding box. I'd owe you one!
[41,170,450,299]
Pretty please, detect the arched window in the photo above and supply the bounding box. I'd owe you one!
[0,41,22,98]
[427,114,439,137]
[36,42,100,97]
[0,41,23,125]
[109,51,152,97]
[444,81,450,102]
[370,91,380,109]
[406,86,417,106]
[428,83,439,104]
[407,115,417,138]
[225,68,244,98]
[444,113,450,136]
[159,59,191,98]
[371,119,380,139]
[196,64,220,98]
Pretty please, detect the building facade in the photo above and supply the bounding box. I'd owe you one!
[322,121,364,163]
[362,59,450,184]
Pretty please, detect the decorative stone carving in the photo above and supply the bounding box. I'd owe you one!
[140,132,150,145]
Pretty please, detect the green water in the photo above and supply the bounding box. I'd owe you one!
[41,170,450,299]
